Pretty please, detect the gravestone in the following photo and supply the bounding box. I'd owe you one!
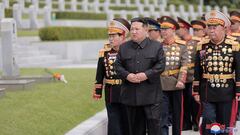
[222,6,228,17]
[93,0,100,13]
[144,0,149,6]
[179,5,185,18]
[125,0,131,7]
[206,5,211,13]
[13,4,22,28]
[188,5,196,20]
[82,0,88,12]
[106,10,114,21]
[131,11,139,18]
[197,5,203,16]
[149,5,155,16]
[115,0,120,5]
[0,18,19,78]
[135,0,140,5]
[120,10,127,19]
[45,0,52,9]
[44,6,51,26]
[59,0,65,11]
[17,0,24,10]
[29,5,38,29]
[71,0,77,11]
[32,0,39,11]
[103,2,109,13]
[3,0,9,8]
[0,3,5,20]
[169,4,176,17]
[137,4,144,15]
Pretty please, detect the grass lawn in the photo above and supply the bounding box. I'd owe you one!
[17,29,39,37]
[0,68,105,135]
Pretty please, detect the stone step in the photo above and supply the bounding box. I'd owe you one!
[14,50,51,57]
[0,79,35,91]
[16,55,61,63]
[18,59,74,68]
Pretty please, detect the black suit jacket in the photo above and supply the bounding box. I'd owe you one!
[115,38,165,106]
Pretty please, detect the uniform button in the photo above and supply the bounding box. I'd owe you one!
[136,70,138,72]
[137,61,140,64]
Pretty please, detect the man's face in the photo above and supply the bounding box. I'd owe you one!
[130,22,148,43]
[230,22,240,33]
[108,33,124,47]
[193,29,205,37]
[160,28,175,39]
[148,29,160,40]
[207,25,225,41]
[176,28,187,38]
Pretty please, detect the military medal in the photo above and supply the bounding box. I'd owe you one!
[219,67,223,72]
[171,56,175,61]
[213,56,218,61]
[213,67,218,71]
[222,48,227,53]
[219,62,223,66]
[218,56,223,61]
[208,67,213,72]
[216,83,220,88]
[228,48,232,53]
[171,52,175,55]
[224,67,228,72]
[171,47,176,51]
[176,52,180,56]
[166,57,170,61]
[208,62,212,66]
[208,56,213,60]
[213,61,218,66]
[166,62,169,65]
[207,48,213,53]
[166,52,170,56]
[175,57,180,61]
[170,62,175,65]
[211,83,215,88]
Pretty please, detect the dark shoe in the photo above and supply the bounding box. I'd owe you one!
[193,123,199,131]
[182,125,192,131]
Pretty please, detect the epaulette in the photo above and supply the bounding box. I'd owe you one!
[227,35,237,41]
[98,48,106,58]
[175,39,186,45]
[192,36,201,42]
[196,38,210,51]
[225,39,240,51]
[231,32,240,37]
[103,43,111,50]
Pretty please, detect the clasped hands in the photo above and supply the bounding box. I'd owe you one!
[127,73,147,83]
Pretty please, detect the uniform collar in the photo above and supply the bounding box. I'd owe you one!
[132,38,149,49]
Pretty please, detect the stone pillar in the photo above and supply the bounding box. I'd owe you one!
[3,0,9,8]
[205,5,211,13]
[44,6,51,26]
[125,0,131,7]
[169,4,176,17]
[1,18,19,78]
[93,0,100,13]
[222,6,228,17]
[58,0,65,11]
[13,4,22,28]
[103,1,109,13]
[106,10,114,21]
[149,5,155,16]
[137,4,144,15]
[115,0,120,5]
[135,0,140,5]
[120,10,127,19]
[17,0,24,10]
[144,0,149,6]
[179,5,185,18]
[0,3,5,20]
[188,5,195,20]
[29,5,38,29]
[71,0,77,11]
[197,5,203,16]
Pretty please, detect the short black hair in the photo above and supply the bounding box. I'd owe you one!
[131,17,148,26]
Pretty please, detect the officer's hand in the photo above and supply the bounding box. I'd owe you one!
[93,93,102,100]
[176,81,185,89]
[127,73,140,83]
[194,95,200,104]
[136,72,148,82]
[236,96,240,101]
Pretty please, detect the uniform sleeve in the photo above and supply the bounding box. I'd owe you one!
[234,44,240,96]
[115,46,130,80]
[192,50,202,95]
[93,50,105,97]
[178,45,188,83]
[145,44,166,82]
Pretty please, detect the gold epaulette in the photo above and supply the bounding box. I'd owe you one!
[103,43,111,50]
[196,38,210,50]
[227,35,237,41]
[225,39,240,51]
[98,49,106,58]
[192,36,201,42]
[175,39,186,45]
[231,32,240,37]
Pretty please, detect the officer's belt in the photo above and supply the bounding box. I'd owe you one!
[105,79,122,85]
[187,63,195,68]
[203,74,234,79]
[161,69,180,76]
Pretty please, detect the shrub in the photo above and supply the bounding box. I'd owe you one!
[5,8,13,18]
[53,11,107,20]
[39,27,107,41]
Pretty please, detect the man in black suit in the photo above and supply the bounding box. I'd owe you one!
[115,17,165,135]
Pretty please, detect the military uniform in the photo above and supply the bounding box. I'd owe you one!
[192,10,240,135]
[158,16,188,135]
[93,18,130,135]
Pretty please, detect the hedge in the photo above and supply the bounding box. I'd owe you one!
[39,27,107,41]
[5,8,13,18]
[53,11,107,20]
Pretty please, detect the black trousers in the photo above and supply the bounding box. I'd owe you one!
[124,103,162,135]
[201,101,236,135]
[183,83,200,129]
[161,90,184,135]
[106,102,127,135]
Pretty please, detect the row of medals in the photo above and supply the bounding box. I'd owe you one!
[104,55,117,79]
[204,45,233,88]
[165,45,193,67]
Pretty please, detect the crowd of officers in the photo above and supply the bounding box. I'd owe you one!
[93,10,240,135]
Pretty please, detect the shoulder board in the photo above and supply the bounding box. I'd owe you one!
[227,35,237,41]
[103,43,111,50]
[175,39,186,45]
[98,48,106,58]
[225,39,240,51]
[231,33,240,37]
[196,38,210,50]
[192,36,201,41]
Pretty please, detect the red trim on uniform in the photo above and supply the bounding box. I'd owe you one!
[180,91,184,135]
[229,99,238,135]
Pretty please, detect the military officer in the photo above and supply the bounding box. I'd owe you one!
[93,18,130,135]
[230,11,240,42]
[191,20,207,38]
[192,10,240,135]
[144,17,161,41]
[157,16,188,135]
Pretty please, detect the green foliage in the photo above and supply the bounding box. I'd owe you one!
[53,11,107,20]
[0,68,104,135]
[39,27,107,41]
[109,6,138,11]
[4,8,13,18]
